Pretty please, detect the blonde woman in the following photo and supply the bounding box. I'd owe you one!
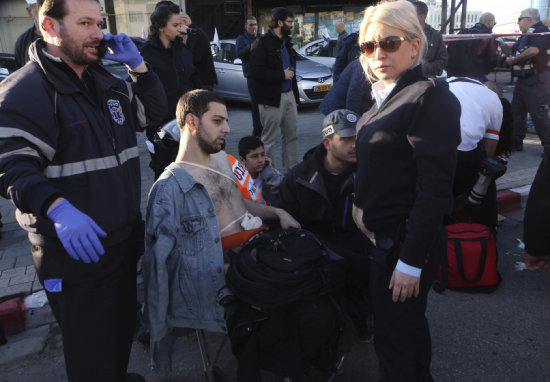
[351,1,461,380]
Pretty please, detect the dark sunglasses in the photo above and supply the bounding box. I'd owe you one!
[518,16,530,23]
[360,36,415,57]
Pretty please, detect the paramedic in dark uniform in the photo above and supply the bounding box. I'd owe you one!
[0,0,167,381]
[352,1,461,381]
[501,8,550,151]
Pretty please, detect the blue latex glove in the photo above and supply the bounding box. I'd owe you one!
[103,33,143,70]
[47,199,107,264]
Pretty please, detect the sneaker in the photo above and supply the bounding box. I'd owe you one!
[527,127,537,134]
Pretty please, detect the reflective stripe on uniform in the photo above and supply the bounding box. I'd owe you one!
[0,127,56,161]
[44,146,139,178]
[0,147,41,161]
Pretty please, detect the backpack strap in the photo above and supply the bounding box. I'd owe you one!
[448,77,484,86]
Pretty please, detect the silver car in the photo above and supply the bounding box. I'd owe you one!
[210,39,333,104]
[297,38,338,68]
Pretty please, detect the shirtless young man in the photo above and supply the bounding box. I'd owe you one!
[143,90,299,347]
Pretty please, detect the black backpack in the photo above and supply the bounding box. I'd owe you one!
[225,228,343,310]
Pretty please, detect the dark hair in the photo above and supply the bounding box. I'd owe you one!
[268,7,293,29]
[245,15,257,25]
[176,90,225,128]
[413,1,428,15]
[238,136,264,158]
[155,1,179,10]
[148,3,180,40]
[38,0,99,20]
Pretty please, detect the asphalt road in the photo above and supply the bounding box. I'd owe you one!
[3,102,550,382]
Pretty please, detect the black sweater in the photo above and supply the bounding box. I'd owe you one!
[354,65,461,269]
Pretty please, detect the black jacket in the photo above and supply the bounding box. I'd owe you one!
[524,148,550,256]
[14,26,40,69]
[140,36,201,124]
[320,59,373,116]
[278,144,367,256]
[0,39,167,246]
[422,24,448,76]
[186,24,218,86]
[447,23,497,82]
[354,65,461,269]
[235,31,257,77]
[248,30,299,107]
[332,32,359,82]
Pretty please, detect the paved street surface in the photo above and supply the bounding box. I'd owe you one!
[2,74,550,381]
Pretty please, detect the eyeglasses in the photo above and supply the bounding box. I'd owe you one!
[517,16,530,23]
[360,36,415,57]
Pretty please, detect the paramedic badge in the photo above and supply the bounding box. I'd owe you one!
[107,99,125,125]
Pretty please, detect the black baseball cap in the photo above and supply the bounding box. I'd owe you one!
[322,109,359,138]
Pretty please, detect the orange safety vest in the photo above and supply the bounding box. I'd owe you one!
[227,154,262,202]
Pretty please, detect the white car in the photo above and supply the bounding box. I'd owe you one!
[297,38,338,68]
[211,39,333,105]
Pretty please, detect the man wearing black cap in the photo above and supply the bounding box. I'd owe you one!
[278,109,372,342]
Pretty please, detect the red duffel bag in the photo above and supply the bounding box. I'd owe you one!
[434,223,500,292]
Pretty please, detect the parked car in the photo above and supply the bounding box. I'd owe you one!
[297,38,338,68]
[0,53,17,82]
[210,39,333,104]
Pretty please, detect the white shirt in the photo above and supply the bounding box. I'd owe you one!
[447,77,503,152]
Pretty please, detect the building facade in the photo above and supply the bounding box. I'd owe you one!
[0,0,378,55]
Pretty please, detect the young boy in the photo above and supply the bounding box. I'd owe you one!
[228,136,283,205]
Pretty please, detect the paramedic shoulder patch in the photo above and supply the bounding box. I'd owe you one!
[107,99,126,125]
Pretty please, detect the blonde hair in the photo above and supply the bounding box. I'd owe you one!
[358,0,427,83]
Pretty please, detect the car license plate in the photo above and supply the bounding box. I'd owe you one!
[313,84,331,92]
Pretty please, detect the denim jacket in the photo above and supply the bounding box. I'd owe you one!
[143,163,226,342]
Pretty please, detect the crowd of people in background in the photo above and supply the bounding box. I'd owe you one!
[1,0,550,381]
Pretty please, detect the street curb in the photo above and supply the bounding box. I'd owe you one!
[497,185,531,214]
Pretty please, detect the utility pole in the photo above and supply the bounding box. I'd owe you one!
[180,0,186,13]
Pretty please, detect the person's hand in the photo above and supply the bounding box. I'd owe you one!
[284,68,294,80]
[47,199,107,263]
[265,156,272,166]
[389,268,420,302]
[523,253,550,272]
[103,33,143,69]
[180,24,190,35]
[276,208,301,229]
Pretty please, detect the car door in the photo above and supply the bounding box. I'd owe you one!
[211,42,249,102]
[301,40,337,67]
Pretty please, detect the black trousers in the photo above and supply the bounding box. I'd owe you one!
[369,230,444,382]
[247,77,263,137]
[32,238,138,382]
[512,71,550,148]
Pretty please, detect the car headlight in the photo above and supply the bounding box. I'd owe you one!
[296,75,303,82]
